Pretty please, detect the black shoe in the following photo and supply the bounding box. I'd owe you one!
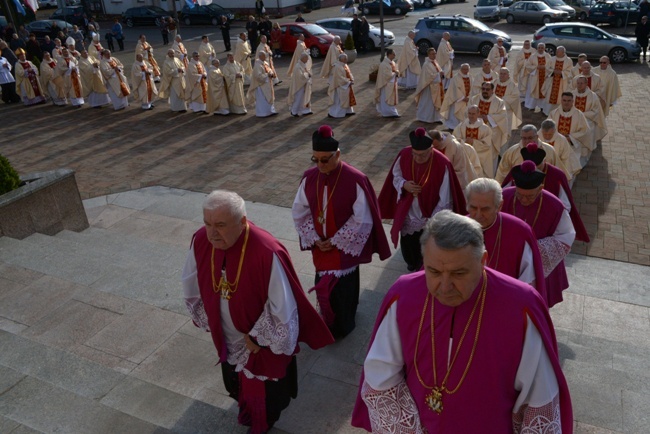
[327,114,335,118]
[304,111,313,115]
[345,112,356,116]
[291,113,298,117]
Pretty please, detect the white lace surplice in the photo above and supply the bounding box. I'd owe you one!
[361,303,561,434]
[537,209,575,277]
[182,247,299,381]
[391,156,452,236]
[292,178,373,277]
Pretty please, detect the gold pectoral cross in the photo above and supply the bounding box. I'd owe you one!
[318,211,325,225]
[217,277,233,300]
[426,387,443,414]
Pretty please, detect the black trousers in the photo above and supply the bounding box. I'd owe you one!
[221,357,297,430]
[116,37,124,51]
[1,82,21,103]
[401,230,424,271]
[161,32,169,45]
[222,30,231,51]
[315,267,360,339]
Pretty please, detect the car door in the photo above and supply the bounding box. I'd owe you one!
[588,2,606,21]
[551,25,578,55]
[338,20,353,40]
[511,2,526,20]
[282,25,299,52]
[452,19,476,51]
[525,3,539,22]
[578,25,605,57]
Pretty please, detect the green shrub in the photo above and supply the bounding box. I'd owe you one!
[0,154,21,195]
[344,33,355,50]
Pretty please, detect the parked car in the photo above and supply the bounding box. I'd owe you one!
[25,19,75,42]
[564,0,595,20]
[315,17,396,49]
[121,6,169,27]
[539,0,577,20]
[49,6,86,26]
[361,0,415,15]
[414,14,511,57]
[588,1,640,27]
[505,1,569,23]
[180,3,234,26]
[474,0,503,21]
[278,23,335,58]
[37,0,58,9]
[532,22,640,62]
[412,0,442,8]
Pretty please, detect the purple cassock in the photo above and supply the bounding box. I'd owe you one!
[483,211,547,302]
[351,268,573,433]
[502,187,573,308]
[502,162,590,243]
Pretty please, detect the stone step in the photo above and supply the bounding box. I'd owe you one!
[0,331,245,434]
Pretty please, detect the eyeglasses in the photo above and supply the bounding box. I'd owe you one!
[311,153,336,164]
[599,61,608,64]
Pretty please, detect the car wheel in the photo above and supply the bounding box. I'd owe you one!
[579,11,587,20]
[394,7,402,14]
[184,17,191,26]
[506,14,515,24]
[126,18,134,28]
[545,44,556,55]
[211,17,218,26]
[424,0,433,7]
[614,16,623,27]
[479,42,493,58]
[416,39,432,55]
[310,46,321,58]
[363,7,370,14]
[542,15,551,24]
[609,47,627,63]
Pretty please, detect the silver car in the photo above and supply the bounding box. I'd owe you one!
[315,18,396,49]
[505,1,569,24]
[474,0,503,21]
[532,22,640,63]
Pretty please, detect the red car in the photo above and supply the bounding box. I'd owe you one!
[279,23,335,58]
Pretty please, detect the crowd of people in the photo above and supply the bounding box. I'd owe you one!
[0,15,629,432]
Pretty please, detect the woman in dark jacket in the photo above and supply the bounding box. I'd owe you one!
[636,15,650,60]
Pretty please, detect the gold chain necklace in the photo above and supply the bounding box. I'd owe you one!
[211,223,250,300]
[316,164,343,225]
[413,270,487,414]
[513,192,543,230]
[487,214,503,270]
[411,151,435,198]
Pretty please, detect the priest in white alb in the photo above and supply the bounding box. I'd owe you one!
[287,33,311,78]
[288,52,313,117]
[247,51,277,117]
[487,37,508,71]
[320,36,343,84]
[79,49,110,108]
[223,53,247,115]
[99,49,130,111]
[468,81,508,171]
[542,46,573,115]
[375,48,400,118]
[539,119,581,183]
[327,53,356,118]
[234,33,252,85]
[436,32,454,89]
[453,104,494,178]
[524,43,552,112]
[40,52,67,106]
[131,53,158,110]
[396,31,420,90]
[56,47,84,107]
[572,76,607,156]
[471,58,494,97]
[135,34,160,82]
[187,52,208,113]
[206,59,229,116]
[159,49,187,112]
[513,39,535,99]
[596,56,621,117]
[440,63,472,130]
[414,47,444,124]
[198,35,216,67]
[548,92,592,167]
[494,67,522,134]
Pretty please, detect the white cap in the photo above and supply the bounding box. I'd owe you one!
[66,36,75,47]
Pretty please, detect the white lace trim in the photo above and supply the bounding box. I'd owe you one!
[401,201,450,236]
[317,266,358,278]
[537,238,570,277]
[361,380,425,434]
[330,221,372,257]
[184,297,210,331]
[296,215,321,249]
[513,394,562,434]
[226,340,279,382]
[249,308,299,356]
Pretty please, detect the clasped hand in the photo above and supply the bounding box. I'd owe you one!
[404,181,422,195]
[245,334,261,354]
[315,238,333,252]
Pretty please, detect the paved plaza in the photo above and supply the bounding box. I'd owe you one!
[1,5,650,433]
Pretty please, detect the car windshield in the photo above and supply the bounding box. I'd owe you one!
[462,17,491,31]
[148,6,167,13]
[537,3,552,10]
[546,0,566,6]
[302,24,329,36]
[207,4,226,11]
[477,0,499,6]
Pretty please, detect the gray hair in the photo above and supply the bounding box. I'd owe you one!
[420,211,485,260]
[465,178,503,208]
[540,119,556,131]
[203,190,246,219]
[521,124,538,134]
[338,53,348,61]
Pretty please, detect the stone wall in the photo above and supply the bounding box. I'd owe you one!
[0,169,89,239]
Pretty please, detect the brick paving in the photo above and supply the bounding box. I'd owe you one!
[1,37,649,265]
